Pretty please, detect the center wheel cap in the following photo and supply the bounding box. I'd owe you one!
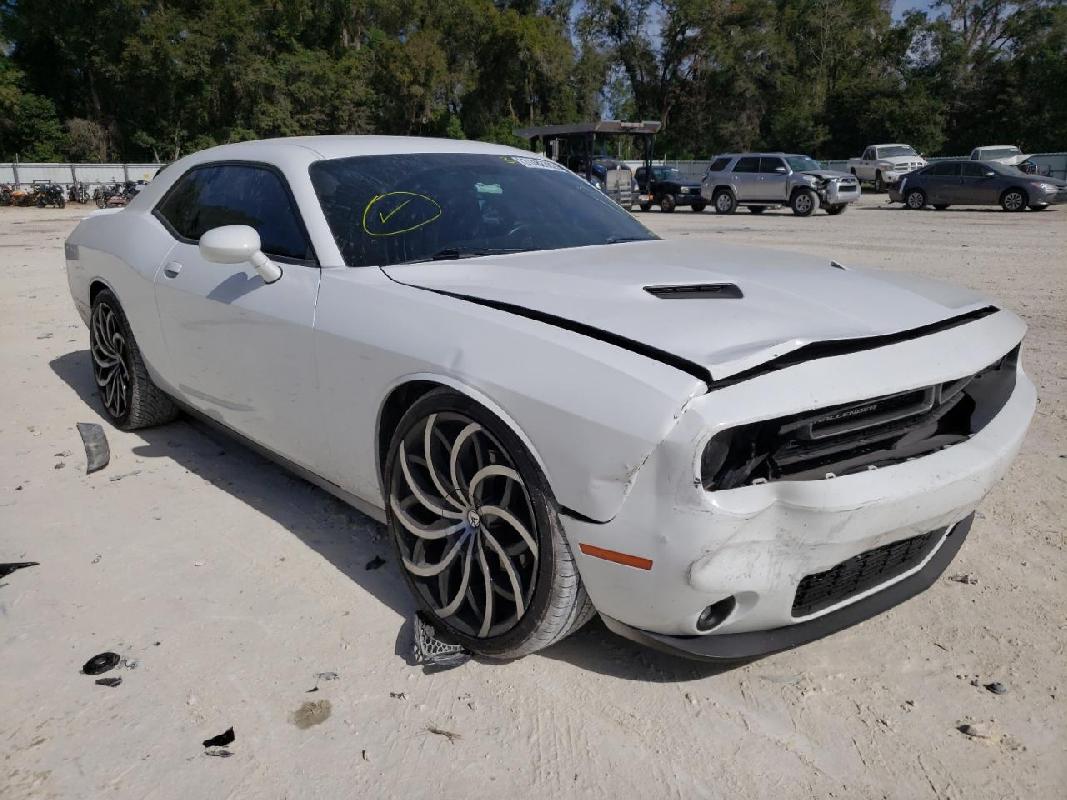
[466,509,481,528]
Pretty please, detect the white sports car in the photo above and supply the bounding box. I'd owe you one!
[64,136,1035,661]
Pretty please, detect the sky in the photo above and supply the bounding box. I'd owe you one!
[892,0,939,18]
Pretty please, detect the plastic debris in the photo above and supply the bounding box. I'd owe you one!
[427,725,461,744]
[82,652,121,675]
[205,748,233,758]
[985,682,1008,695]
[77,422,110,474]
[95,676,122,687]
[365,555,386,570]
[0,562,39,579]
[412,612,471,669]
[202,727,236,748]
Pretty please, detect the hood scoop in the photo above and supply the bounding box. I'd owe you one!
[644,283,743,300]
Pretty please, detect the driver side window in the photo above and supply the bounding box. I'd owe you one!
[863,148,874,161]
[156,163,315,263]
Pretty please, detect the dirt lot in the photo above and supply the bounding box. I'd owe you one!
[2,195,1064,799]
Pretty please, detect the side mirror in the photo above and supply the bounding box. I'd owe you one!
[775,166,787,173]
[984,170,996,177]
[199,225,282,284]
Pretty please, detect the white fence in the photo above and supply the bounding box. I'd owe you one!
[0,162,163,186]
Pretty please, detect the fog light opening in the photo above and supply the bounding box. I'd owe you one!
[696,595,737,632]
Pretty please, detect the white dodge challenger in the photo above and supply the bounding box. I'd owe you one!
[64,136,1035,660]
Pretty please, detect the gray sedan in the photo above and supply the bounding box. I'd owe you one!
[888,160,1067,211]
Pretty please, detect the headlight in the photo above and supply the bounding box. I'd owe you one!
[680,187,689,193]
[1036,183,1058,192]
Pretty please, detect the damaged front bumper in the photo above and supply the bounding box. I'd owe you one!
[563,310,1035,659]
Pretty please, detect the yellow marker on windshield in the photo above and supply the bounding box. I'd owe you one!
[362,192,442,237]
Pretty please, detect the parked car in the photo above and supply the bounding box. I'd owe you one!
[888,159,1067,211]
[702,153,860,216]
[64,136,1034,661]
[634,164,705,212]
[968,145,1029,167]
[847,144,927,191]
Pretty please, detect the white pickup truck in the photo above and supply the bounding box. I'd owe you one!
[847,144,927,192]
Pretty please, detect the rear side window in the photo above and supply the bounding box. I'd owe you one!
[962,162,989,177]
[707,157,730,172]
[928,162,961,177]
[759,157,787,173]
[733,157,760,173]
[156,163,314,262]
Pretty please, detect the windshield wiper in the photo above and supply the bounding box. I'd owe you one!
[604,236,650,245]
[396,247,533,265]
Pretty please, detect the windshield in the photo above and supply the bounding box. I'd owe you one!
[878,145,918,158]
[310,153,656,267]
[979,147,1021,159]
[653,167,682,180]
[786,156,822,172]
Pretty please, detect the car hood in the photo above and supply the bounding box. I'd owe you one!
[799,169,854,180]
[879,156,924,167]
[382,239,993,381]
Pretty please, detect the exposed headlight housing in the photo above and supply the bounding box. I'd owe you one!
[1036,182,1058,192]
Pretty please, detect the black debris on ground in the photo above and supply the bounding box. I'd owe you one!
[202,727,236,748]
[76,422,110,474]
[365,555,386,570]
[412,612,471,669]
[985,682,1009,695]
[95,676,122,687]
[0,562,39,579]
[82,652,121,675]
[427,725,461,744]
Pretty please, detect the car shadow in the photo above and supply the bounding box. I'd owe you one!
[50,348,750,681]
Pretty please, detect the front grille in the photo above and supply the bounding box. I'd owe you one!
[791,526,947,617]
[702,344,1019,490]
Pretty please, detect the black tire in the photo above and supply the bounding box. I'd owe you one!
[1000,188,1027,212]
[58,196,66,209]
[933,204,949,210]
[89,289,179,430]
[790,189,816,217]
[691,201,707,213]
[874,171,884,193]
[660,194,676,213]
[1029,204,1048,211]
[639,203,651,212]
[748,206,766,214]
[384,389,593,659]
[36,196,45,208]
[713,189,736,215]
[825,203,847,215]
[905,188,927,210]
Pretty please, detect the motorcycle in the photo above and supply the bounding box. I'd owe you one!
[94,183,120,208]
[0,184,12,206]
[68,182,90,204]
[34,182,66,208]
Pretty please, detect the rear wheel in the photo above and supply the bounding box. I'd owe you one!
[905,188,927,210]
[691,201,706,213]
[1000,188,1027,212]
[660,194,676,213]
[713,189,736,215]
[385,390,593,659]
[90,289,178,430]
[790,190,816,217]
[874,171,885,193]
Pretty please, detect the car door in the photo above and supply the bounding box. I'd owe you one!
[731,156,761,200]
[152,161,327,471]
[861,147,876,179]
[922,161,960,204]
[758,157,789,201]
[959,161,1000,204]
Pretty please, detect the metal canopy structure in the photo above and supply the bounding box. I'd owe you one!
[514,119,661,184]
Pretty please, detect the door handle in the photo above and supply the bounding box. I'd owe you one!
[163,261,182,278]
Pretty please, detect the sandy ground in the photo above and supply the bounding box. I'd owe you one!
[1,195,1065,799]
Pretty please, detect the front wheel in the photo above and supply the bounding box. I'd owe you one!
[791,190,816,217]
[659,194,676,213]
[905,188,927,210]
[1000,189,1027,212]
[385,390,593,659]
[874,171,884,193]
[713,190,736,214]
[639,203,651,212]
[90,289,179,430]
[825,203,847,215]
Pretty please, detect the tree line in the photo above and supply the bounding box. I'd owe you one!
[1,0,1064,164]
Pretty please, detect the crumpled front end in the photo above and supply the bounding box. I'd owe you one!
[563,310,1034,657]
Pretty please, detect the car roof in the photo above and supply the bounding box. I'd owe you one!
[182,135,532,162]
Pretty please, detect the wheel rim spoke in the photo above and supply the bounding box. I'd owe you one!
[390,411,538,638]
[90,304,129,418]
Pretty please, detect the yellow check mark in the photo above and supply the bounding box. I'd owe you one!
[379,198,413,224]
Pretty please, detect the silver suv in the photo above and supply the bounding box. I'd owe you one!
[701,153,861,216]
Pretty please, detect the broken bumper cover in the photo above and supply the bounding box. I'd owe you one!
[599,512,973,661]
[562,311,1035,657]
